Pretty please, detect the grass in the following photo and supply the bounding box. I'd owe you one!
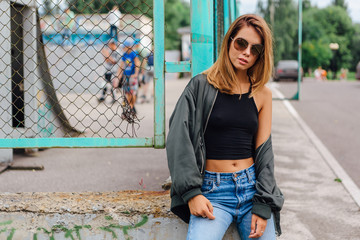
[305,71,358,81]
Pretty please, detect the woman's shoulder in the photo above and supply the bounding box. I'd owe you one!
[253,85,272,111]
[191,73,208,83]
[186,73,209,89]
[254,85,272,99]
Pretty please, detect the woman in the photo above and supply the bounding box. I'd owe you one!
[166,14,284,240]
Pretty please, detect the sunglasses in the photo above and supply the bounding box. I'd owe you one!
[231,37,264,56]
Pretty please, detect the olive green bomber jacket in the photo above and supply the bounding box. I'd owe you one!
[166,74,284,235]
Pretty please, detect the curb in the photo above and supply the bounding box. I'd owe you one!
[271,86,360,208]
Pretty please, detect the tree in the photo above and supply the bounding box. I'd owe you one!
[332,0,347,9]
[349,24,360,71]
[302,6,353,77]
[302,39,332,73]
[257,0,298,64]
[164,0,190,50]
[69,0,189,50]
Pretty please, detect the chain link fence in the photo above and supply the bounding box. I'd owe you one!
[0,0,154,140]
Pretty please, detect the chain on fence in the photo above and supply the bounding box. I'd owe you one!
[0,0,153,139]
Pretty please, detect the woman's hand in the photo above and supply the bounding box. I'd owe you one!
[249,214,267,238]
[188,195,215,220]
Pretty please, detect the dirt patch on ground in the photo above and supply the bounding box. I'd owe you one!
[0,191,173,218]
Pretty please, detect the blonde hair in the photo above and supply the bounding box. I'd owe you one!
[203,14,273,97]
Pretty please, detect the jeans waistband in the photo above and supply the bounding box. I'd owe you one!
[204,164,255,181]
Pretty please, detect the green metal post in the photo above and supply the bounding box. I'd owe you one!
[191,0,215,76]
[230,0,236,22]
[223,0,230,33]
[235,0,241,18]
[153,0,165,148]
[292,0,302,100]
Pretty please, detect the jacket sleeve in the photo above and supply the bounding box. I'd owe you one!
[252,138,284,219]
[166,86,203,203]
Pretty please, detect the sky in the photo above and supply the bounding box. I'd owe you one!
[239,0,360,23]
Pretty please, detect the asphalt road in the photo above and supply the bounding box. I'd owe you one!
[274,78,360,188]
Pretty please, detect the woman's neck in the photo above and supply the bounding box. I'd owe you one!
[235,70,249,84]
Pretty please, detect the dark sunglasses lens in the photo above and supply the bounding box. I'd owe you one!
[251,45,264,56]
[234,38,248,51]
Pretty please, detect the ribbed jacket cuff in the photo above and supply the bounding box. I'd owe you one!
[252,202,272,219]
[182,188,203,203]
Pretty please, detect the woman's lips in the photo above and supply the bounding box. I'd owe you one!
[238,58,248,65]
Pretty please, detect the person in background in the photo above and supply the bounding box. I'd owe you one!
[132,38,146,86]
[107,6,122,42]
[339,68,348,81]
[314,66,327,81]
[356,61,360,80]
[314,66,323,81]
[98,40,121,103]
[139,51,154,103]
[114,41,140,117]
[166,14,283,239]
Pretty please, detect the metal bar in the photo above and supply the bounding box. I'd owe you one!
[292,0,302,101]
[191,0,215,76]
[153,0,166,148]
[214,0,218,59]
[235,0,240,18]
[230,0,236,22]
[165,61,191,73]
[223,0,230,33]
[0,138,154,148]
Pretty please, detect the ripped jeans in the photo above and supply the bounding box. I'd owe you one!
[187,164,275,240]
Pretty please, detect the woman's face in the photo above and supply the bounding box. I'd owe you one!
[229,25,263,73]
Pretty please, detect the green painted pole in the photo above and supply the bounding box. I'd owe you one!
[223,0,230,33]
[153,0,165,148]
[230,0,236,22]
[191,0,215,76]
[292,0,302,100]
[235,0,241,18]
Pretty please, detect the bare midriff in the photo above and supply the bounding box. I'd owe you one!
[206,157,254,173]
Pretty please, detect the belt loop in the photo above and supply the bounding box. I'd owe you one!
[245,169,251,183]
[216,173,220,186]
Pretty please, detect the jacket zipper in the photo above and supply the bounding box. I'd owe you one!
[204,90,218,133]
[200,90,218,174]
[199,137,205,174]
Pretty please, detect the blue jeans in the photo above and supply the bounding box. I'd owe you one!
[187,165,275,240]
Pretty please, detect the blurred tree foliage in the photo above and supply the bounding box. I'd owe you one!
[302,6,353,72]
[350,24,360,70]
[332,0,347,9]
[164,0,190,50]
[257,0,359,73]
[257,0,298,64]
[69,0,189,50]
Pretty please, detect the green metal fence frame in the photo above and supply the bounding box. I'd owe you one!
[1,0,301,149]
[0,0,217,149]
[0,0,168,149]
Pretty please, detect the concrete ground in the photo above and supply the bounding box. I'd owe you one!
[0,78,360,239]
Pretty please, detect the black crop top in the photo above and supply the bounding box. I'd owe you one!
[204,90,259,160]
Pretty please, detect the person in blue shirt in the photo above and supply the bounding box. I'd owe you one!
[139,51,154,103]
[113,40,140,118]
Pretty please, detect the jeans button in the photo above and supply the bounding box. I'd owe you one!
[234,173,237,178]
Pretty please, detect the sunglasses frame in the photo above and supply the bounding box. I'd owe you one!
[230,37,264,56]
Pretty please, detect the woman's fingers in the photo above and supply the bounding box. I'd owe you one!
[249,214,267,238]
[205,201,215,219]
[188,195,215,220]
